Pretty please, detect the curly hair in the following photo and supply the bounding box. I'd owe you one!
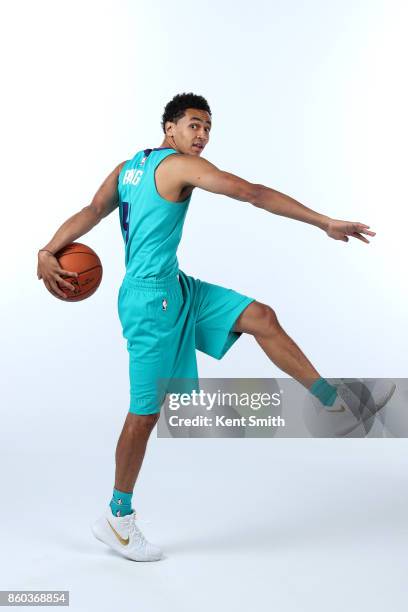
[161,92,211,133]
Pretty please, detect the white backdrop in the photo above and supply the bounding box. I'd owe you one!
[1,1,407,610]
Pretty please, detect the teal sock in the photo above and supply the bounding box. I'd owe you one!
[309,377,338,408]
[110,488,133,517]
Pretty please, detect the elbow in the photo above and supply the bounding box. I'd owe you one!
[84,203,104,222]
[250,184,265,208]
[236,181,264,205]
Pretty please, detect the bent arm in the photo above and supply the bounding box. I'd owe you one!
[38,160,127,255]
[177,155,330,230]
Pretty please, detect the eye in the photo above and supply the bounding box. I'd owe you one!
[190,123,210,133]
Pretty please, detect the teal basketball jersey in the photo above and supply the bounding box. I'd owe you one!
[117,147,192,279]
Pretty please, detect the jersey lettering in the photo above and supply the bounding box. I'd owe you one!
[123,169,144,186]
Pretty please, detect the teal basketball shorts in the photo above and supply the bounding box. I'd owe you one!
[117,269,255,415]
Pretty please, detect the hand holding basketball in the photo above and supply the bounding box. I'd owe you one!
[37,242,103,301]
[37,250,79,300]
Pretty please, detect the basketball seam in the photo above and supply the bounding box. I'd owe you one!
[63,265,102,300]
[65,284,100,300]
[68,264,102,276]
[59,251,101,258]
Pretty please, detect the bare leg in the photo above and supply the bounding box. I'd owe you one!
[234,301,321,390]
[114,412,160,493]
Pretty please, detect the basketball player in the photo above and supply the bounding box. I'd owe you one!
[37,92,395,561]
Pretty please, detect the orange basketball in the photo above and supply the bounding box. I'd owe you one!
[54,242,103,302]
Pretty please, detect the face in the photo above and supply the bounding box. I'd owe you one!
[165,108,212,155]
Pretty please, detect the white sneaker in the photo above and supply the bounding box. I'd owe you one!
[328,379,396,412]
[305,378,396,437]
[358,378,396,409]
[91,508,163,561]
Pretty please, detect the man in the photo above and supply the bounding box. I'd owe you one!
[37,92,395,562]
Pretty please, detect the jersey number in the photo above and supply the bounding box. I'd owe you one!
[121,202,130,244]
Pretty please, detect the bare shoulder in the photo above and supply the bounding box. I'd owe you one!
[161,153,218,188]
[159,153,257,202]
[116,160,128,174]
[154,153,198,202]
[89,159,130,218]
[164,152,215,171]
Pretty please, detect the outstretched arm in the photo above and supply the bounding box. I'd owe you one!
[175,155,376,244]
[253,185,375,243]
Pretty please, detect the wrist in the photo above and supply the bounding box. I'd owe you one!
[318,216,332,231]
[38,248,55,257]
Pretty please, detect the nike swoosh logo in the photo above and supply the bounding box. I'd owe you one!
[106,519,129,546]
[329,404,346,413]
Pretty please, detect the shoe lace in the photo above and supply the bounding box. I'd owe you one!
[128,513,149,549]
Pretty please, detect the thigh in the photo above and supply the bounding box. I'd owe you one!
[118,283,181,414]
[192,274,255,360]
[118,276,202,413]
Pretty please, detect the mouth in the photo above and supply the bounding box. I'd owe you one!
[192,143,204,151]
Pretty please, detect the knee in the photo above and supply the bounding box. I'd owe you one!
[125,411,160,436]
[258,303,281,335]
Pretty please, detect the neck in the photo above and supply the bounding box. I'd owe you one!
[158,136,179,151]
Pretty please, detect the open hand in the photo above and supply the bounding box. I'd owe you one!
[325,219,376,243]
